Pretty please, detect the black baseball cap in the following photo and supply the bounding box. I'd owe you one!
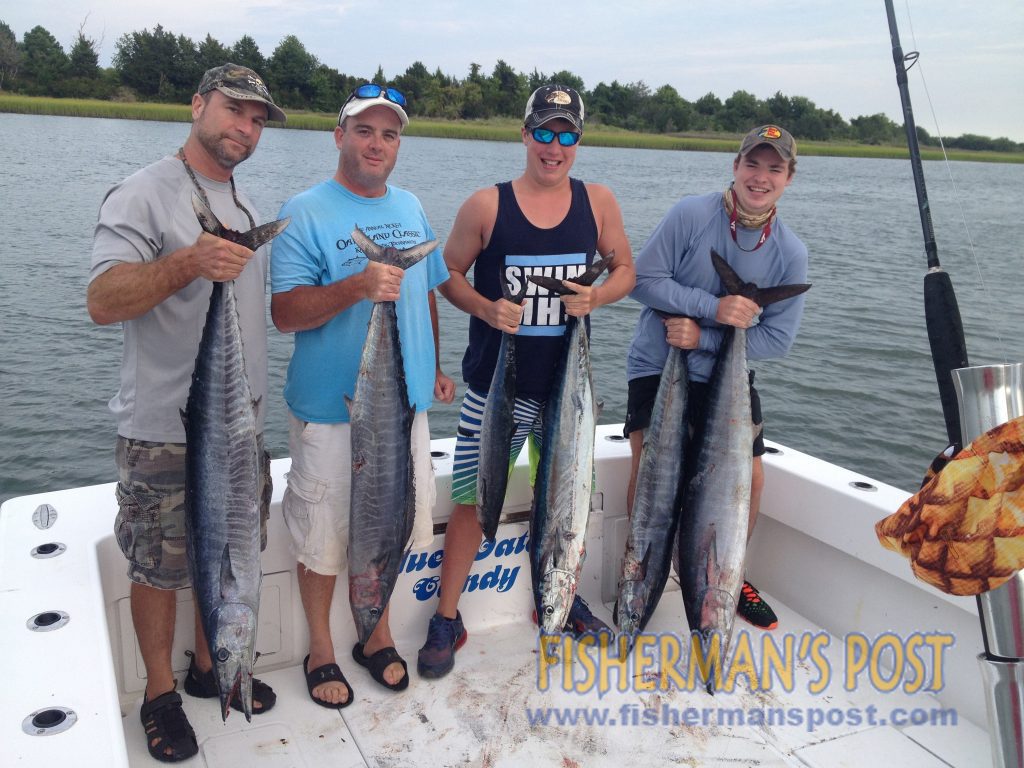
[524,85,584,132]
[198,63,286,123]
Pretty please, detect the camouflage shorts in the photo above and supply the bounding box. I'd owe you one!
[114,435,271,589]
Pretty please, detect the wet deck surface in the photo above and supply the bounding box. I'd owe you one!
[121,586,987,768]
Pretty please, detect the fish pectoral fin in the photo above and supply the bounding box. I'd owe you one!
[637,542,653,580]
[540,532,566,568]
[703,529,720,586]
[219,544,238,598]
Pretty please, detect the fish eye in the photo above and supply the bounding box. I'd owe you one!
[217,647,230,662]
[543,605,554,616]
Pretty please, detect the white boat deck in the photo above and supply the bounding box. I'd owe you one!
[1,425,993,767]
[111,588,988,768]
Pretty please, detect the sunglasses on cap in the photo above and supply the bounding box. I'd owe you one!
[344,83,407,107]
[530,127,581,147]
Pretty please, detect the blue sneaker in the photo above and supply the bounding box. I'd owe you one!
[565,596,611,637]
[417,611,468,679]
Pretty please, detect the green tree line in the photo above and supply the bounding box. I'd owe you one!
[2,20,1021,153]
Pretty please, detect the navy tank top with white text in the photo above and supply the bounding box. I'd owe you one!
[461,178,598,399]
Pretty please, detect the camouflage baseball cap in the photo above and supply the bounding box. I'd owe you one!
[739,125,796,161]
[198,63,286,123]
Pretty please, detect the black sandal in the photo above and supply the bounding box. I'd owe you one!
[352,643,409,692]
[303,654,354,709]
[140,690,198,763]
[182,650,277,714]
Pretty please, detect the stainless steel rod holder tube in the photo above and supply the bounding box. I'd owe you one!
[952,363,1024,768]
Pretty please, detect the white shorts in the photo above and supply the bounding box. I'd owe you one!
[282,410,437,576]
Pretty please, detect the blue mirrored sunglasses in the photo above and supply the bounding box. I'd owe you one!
[347,83,407,107]
[531,127,581,146]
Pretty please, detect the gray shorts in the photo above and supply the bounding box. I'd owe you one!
[114,435,271,589]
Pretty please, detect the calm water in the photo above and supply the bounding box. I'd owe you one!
[1,113,1022,503]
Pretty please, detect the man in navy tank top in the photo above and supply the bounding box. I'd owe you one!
[417,85,636,679]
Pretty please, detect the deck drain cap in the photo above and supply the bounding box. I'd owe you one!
[28,611,70,632]
[23,707,77,736]
[31,542,67,559]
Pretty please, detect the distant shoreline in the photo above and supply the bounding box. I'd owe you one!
[4,94,1022,164]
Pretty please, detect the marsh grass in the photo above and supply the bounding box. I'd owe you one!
[2,94,1020,163]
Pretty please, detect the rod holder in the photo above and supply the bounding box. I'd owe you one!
[952,363,1024,768]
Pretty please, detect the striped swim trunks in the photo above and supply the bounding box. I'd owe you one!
[450,385,545,505]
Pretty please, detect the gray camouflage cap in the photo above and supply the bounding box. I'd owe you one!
[198,63,286,123]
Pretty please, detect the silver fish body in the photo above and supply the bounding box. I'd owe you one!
[676,320,752,691]
[526,257,609,634]
[347,228,436,645]
[616,345,689,637]
[677,250,810,692]
[530,315,597,633]
[476,282,528,541]
[184,194,288,721]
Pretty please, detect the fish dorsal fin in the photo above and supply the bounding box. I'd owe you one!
[352,226,437,270]
[709,248,810,307]
[191,193,289,251]
[220,543,237,598]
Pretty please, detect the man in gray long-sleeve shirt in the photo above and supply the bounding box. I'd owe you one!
[623,124,808,631]
[88,63,284,763]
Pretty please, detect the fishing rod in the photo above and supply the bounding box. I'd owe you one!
[884,0,969,448]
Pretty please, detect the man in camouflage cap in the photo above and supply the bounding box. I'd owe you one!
[88,64,283,762]
[198,63,287,123]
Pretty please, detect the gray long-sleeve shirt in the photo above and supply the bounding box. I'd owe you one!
[626,191,808,383]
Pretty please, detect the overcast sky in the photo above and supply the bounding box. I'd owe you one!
[4,0,1022,141]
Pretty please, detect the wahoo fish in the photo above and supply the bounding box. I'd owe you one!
[184,193,289,721]
[615,343,689,639]
[347,227,437,645]
[678,250,809,693]
[527,256,610,634]
[476,278,529,541]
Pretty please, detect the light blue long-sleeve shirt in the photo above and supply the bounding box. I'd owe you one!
[626,191,808,383]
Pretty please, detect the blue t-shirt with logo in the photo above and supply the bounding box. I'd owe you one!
[271,180,449,423]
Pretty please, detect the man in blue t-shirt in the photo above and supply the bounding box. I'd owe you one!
[271,84,454,706]
[625,124,810,631]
